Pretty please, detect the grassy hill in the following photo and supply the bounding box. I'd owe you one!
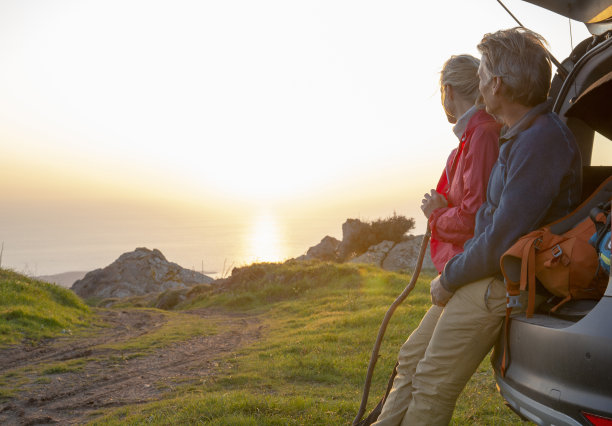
[0,269,91,345]
[89,261,519,425]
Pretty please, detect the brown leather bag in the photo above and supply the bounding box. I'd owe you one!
[498,216,607,378]
[500,217,605,317]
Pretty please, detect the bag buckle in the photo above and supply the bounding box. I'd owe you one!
[533,238,543,250]
[506,293,522,308]
[551,244,563,258]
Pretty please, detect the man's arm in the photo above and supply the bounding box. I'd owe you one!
[440,123,580,292]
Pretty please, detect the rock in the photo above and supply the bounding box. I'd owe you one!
[349,240,395,266]
[382,236,435,271]
[337,219,374,260]
[155,288,192,310]
[299,236,340,261]
[347,236,435,272]
[71,247,214,299]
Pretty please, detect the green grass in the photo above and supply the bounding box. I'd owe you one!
[0,386,16,401]
[96,309,217,353]
[0,367,31,401]
[93,261,524,425]
[41,359,87,375]
[0,268,92,345]
[0,377,16,400]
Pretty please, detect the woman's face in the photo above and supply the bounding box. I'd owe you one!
[441,85,457,124]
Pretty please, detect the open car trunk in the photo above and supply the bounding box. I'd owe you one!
[523,0,612,34]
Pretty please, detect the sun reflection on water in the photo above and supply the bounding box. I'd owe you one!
[246,211,285,264]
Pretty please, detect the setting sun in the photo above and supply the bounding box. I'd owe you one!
[246,211,285,264]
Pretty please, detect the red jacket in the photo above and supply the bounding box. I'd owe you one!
[429,109,501,273]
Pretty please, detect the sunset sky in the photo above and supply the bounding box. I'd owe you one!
[0,0,600,276]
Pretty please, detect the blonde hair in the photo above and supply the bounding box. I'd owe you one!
[477,27,551,106]
[440,54,481,104]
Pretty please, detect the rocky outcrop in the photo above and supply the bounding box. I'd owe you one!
[383,237,435,271]
[337,219,373,261]
[349,236,435,272]
[349,240,395,266]
[298,215,436,273]
[297,236,340,261]
[71,247,213,299]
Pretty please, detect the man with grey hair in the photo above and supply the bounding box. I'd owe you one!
[374,27,582,425]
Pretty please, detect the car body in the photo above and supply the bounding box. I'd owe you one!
[491,1,612,425]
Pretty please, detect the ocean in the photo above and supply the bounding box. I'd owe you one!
[0,212,344,280]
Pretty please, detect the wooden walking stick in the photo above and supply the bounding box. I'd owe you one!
[352,226,431,425]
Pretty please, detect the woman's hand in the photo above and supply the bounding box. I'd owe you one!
[421,189,448,220]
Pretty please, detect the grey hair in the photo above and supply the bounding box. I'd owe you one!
[440,54,481,104]
[477,27,551,106]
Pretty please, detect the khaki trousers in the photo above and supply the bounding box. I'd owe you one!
[373,276,508,426]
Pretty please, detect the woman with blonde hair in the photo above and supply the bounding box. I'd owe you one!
[373,54,501,425]
[421,54,501,273]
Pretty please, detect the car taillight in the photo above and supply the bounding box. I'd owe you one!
[583,412,612,426]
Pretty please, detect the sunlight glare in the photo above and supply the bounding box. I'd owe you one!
[591,132,612,166]
[246,211,285,264]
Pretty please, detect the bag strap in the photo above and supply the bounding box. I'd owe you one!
[501,228,549,317]
[501,306,512,377]
[500,231,542,377]
[526,239,537,317]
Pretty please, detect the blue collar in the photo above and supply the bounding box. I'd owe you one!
[500,99,553,143]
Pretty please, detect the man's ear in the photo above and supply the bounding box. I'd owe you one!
[492,77,502,95]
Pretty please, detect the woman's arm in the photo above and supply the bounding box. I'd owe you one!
[428,123,500,245]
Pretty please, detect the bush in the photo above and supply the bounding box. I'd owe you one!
[371,213,415,243]
[338,213,415,260]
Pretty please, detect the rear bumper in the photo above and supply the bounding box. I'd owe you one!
[495,376,584,426]
[492,295,612,426]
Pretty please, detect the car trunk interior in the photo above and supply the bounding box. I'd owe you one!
[566,69,612,199]
[560,35,611,200]
[535,33,612,321]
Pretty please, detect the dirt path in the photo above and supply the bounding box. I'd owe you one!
[0,308,262,425]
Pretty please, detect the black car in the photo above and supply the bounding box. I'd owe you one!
[491,1,612,425]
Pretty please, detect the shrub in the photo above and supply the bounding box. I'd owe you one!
[338,213,415,260]
[370,213,415,243]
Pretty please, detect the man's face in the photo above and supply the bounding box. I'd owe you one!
[478,59,498,117]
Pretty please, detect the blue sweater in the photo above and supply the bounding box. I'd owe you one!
[440,101,582,292]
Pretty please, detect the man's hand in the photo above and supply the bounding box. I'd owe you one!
[430,275,454,307]
[421,189,448,220]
